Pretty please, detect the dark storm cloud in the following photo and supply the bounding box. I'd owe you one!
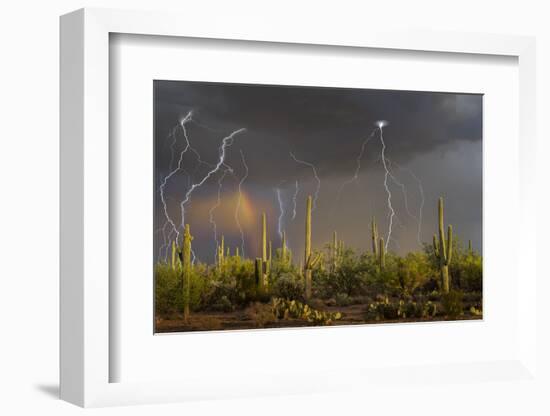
[154,80,481,186]
[154,80,482,262]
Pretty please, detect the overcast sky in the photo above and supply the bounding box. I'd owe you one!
[154,80,482,264]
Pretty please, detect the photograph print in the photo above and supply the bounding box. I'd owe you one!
[154,80,482,333]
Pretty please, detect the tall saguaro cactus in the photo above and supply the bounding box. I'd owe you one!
[171,240,177,270]
[332,231,338,271]
[259,212,269,288]
[255,258,263,291]
[433,197,453,293]
[304,195,321,299]
[181,224,193,323]
[371,217,379,257]
[217,235,225,273]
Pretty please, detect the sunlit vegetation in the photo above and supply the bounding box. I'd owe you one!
[155,197,482,332]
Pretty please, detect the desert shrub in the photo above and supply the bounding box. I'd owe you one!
[454,254,482,292]
[245,302,277,328]
[441,290,464,318]
[233,261,259,303]
[155,264,180,315]
[155,263,210,315]
[397,252,432,295]
[271,271,304,300]
[209,295,234,312]
[335,292,352,306]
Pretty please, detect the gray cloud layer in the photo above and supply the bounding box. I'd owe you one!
[154,80,482,263]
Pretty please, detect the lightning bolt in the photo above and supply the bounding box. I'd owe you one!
[334,128,378,207]
[158,111,195,259]
[289,152,321,211]
[377,120,395,251]
[235,150,249,257]
[179,128,246,234]
[387,159,425,245]
[291,180,299,220]
[276,188,285,240]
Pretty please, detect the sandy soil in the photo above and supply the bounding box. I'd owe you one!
[155,304,482,333]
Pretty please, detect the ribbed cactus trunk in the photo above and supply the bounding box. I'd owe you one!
[304,196,312,299]
[379,237,386,270]
[171,240,177,270]
[217,235,225,273]
[267,240,272,280]
[371,217,379,257]
[260,212,269,289]
[254,258,263,292]
[329,231,337,272]
[303,195,321,299]
[182,224,193,323]
[434,197,453,293]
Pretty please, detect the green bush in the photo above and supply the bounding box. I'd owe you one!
[154,263,210,315]
[271,271,304,301]
[441,290,464,318]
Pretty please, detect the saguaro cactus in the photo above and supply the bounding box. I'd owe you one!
[181,224,193,322]
[254,258,264,291]
[171,240,177,270]
[371,217,379,257]
[379,237,386,269]
[217,235,225,272]
[259,212,269,288]
[433,197,453,293]
[304,195,321,299]
[332,231,338,271]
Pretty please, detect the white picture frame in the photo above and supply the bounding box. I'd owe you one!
[60,7,538,408]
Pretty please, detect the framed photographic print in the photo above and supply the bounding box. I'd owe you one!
[152,80,483,334]
[60,7,539,408]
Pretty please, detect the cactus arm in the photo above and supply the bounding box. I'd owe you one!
[171,240,176,270]
[304,195,313,299]
[304,196,311,266]
[307,252,322,269]
[433,234,439,258]
[438,197,447,263]
[261,212,267,263]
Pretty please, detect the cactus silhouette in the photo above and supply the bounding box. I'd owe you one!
[433,197,453,293]
[254,258,264,291]
[259,212,269,288]
[171,240,177,270]
[217,235,225,273]
[331,231,338,271]
[304,195,321,299]
[179,224,193,322]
